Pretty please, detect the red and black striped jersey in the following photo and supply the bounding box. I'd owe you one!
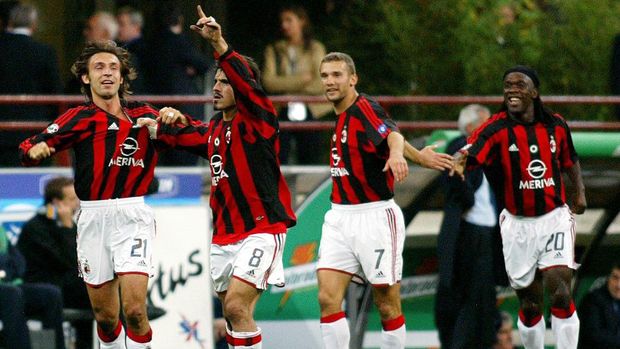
[19,101,160,200]
[329,94,398,204]
[466,110,578,217]
[157,49,296,245]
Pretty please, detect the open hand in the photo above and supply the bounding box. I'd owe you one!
[418,144,454,171]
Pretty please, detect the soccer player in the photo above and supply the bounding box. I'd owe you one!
[19,41,160,349]
[139,6,296,349]
[315,52,451,349]
[451,65,587,349]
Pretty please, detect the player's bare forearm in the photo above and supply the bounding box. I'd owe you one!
[387,132,405,155]
[384,132,408,182]
[404,141,453,171]
[565,160,587,214]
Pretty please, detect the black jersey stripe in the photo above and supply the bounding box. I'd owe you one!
[525,126,546,216]
[506,127,523,216]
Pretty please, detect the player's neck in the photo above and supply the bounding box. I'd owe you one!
[92,95,124,120]
[333,91,358,115]
[222,107,237,121]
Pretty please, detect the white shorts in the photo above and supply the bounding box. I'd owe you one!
[499,205,578,289]
[316,199,405,286]
[76,197,156,287]
[210,233,286,293]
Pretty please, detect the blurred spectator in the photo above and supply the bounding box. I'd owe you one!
[435,104,499,349]
[611,34,620,120]
[494,311,516,349]
[0,3,63,167]
[83,11,118,43]
[117,6,147,94]
[0,0,18,32]
[578,261,620,348]
[17,176,92,349]
[146,2,210,166]
[0,225,66,349]
[262,5,330,164]
[66,11,120,94]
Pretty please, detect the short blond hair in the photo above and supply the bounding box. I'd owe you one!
[321,52,356,75]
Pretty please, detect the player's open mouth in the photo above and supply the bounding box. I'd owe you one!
[507,97,521,106]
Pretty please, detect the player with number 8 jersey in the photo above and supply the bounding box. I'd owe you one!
[143,6,296,348]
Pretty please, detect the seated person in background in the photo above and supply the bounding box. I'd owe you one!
[0,226,65,349]
[17,176,92,348]
[494,311,516,349]
[578,261,620,349]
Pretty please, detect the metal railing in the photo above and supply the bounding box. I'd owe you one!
[1,94,620,132]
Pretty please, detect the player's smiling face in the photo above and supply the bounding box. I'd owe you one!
[82,52,123,100]
[503,72,537,116]
[320,61,357,104]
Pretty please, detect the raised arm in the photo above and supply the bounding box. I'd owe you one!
[190,5,228,55]
[190,5,278,130]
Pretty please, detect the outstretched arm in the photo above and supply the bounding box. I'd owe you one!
[404,142,453,171]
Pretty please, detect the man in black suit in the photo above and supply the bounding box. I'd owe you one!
[578,261,620,348]
[117,6,148,94]
[146,3,211,166]
[0,3,63,166]
[435,104,501,349]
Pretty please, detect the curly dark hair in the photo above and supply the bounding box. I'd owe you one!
[70,40,136,100]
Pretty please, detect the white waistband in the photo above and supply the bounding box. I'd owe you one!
[331,199,396,212]
[501,204,569,221]
[80,196,144,208]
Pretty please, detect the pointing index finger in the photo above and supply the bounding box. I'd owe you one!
[196,5,207,19]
